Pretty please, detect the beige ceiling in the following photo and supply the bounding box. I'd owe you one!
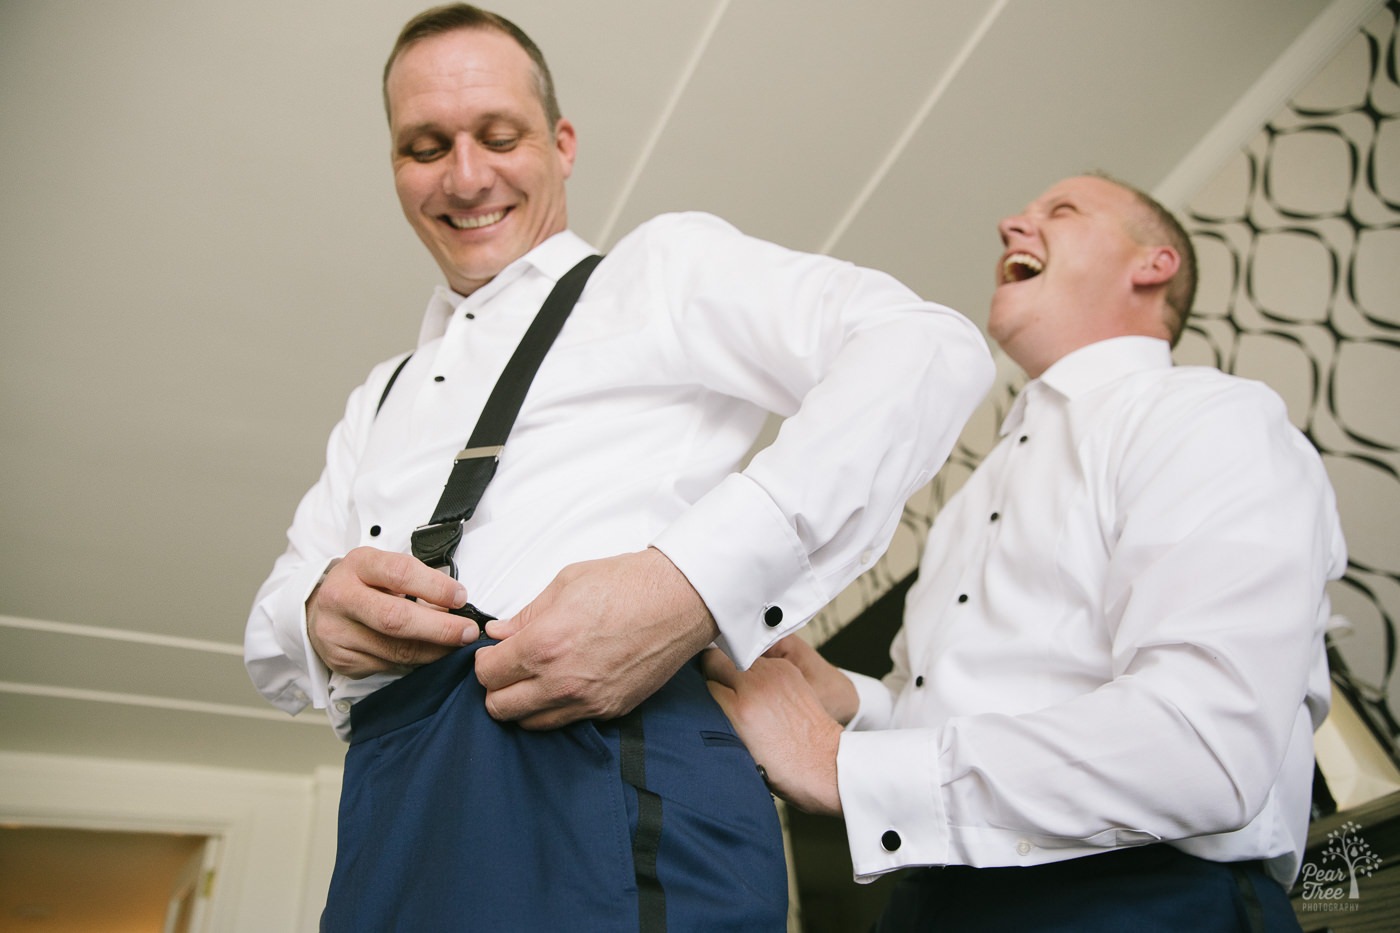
[0,0,1367,779]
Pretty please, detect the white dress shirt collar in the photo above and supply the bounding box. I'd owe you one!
[415,229,598,348]
[1039,335,1172,399]
[1000,335,1171,437]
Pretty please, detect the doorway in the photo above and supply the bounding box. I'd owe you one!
[0,825,218,932]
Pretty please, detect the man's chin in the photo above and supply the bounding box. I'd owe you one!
[441,254,514,296]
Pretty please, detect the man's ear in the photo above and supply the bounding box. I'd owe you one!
[555,118,577,179]
[1131,245,1180,289]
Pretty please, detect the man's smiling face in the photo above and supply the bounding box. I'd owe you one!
[988,175,1157,375]
[387,28,575,296]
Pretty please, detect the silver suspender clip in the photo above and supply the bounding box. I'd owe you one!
[455,445,504,462]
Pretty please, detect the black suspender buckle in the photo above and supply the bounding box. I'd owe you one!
[410,520,465,579]
[410,444,505,579]
[407,519,496,625]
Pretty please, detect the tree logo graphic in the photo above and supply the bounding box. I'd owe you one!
[1298,821,1383,911]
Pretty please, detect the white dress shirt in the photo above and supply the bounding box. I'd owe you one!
[838,336,1347,886]
[245,212,993,738]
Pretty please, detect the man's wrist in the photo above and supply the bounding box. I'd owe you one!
[645,546,719,649]
[305,556,342,658]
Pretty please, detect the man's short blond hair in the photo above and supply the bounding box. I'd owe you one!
[1091,172,1198,345]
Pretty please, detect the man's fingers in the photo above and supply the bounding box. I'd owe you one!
[475,601,569,690]
[700,656,846,816]
[483,613,524,642]
[704,655,801,709]
[373,623,462,668]
[477,629,630,727]
[478,664,570,727]
[700,647,739,688]
[762,635,798,659]
[706,679,738,717]
[511,707,581,731]
[316,636,422,680]
[475,611,555,716]
[307,547,484,677]
[474,550,717,728]
[340,546,467,607]
[312,642,389,680]
[484,581,559,642]
[358,588,476,647]
[323,549,477,647]
[320,615,465,678]
[473,640,529,693]
[764,634,821,673]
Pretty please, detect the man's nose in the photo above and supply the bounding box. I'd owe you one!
[998,213,1033,245]
[443,137,493,197]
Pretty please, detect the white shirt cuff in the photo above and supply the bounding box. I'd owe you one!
[271,559,337,709]
[838,728,948,881]
[652,472,828,668]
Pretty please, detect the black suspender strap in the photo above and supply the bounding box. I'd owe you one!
[376,352,414,416]
[405,252,666,931]
[410,253,603,580]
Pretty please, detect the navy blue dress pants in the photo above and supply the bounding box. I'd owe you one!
[321,642,787,932]
[872,843,1301,932]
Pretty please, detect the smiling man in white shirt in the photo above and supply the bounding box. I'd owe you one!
[243,4,993,930]
[706,173,1346,932]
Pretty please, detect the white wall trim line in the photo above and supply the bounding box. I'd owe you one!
[0,614,243,656]
[595,0,732,246]
[820,0,1010,256]
[0,680,325,726]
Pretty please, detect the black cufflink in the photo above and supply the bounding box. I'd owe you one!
[881,830,902,852]
[763,606,783,627]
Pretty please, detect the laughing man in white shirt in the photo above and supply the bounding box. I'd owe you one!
[706,173,1346,932]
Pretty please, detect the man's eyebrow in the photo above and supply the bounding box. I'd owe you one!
[392,121,443,142]
[393,112,527,140]
[474,110,530,129]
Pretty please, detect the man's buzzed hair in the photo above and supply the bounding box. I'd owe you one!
[1091,171,1198,345]
[383,3,562,129]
